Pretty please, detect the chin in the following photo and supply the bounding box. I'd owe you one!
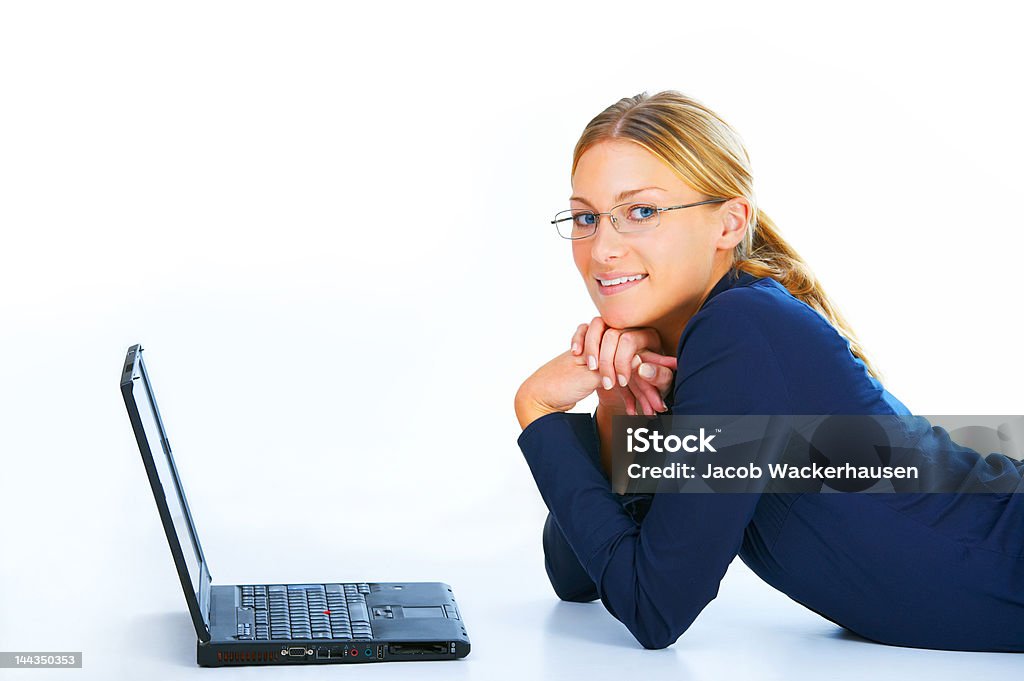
[597,309,646,330]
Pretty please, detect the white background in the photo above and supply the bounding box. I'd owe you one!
[1,1,1021,679]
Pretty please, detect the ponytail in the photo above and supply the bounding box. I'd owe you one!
[735,209,883,381]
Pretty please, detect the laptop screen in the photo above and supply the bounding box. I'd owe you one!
[132,357,204,603]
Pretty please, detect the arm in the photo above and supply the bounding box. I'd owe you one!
[595,402,621,482]
[543,512,599,602]
[518,302,793,649]
[539,410,604,602]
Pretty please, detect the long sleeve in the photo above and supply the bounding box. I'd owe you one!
[538,410,603,603]
[518,301,794,649]
[543,512,599,602]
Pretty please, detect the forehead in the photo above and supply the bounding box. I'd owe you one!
[571,139,685,197]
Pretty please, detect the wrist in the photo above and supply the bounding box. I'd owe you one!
[595,400,628,422]
[515,389,561,430]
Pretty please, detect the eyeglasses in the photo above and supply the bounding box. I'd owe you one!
[551,198,728,240]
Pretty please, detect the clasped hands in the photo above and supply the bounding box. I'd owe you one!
[515,317,678,430]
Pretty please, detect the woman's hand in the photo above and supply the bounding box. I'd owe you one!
[571,317,678,417]
[515,318,679,430]
[515,349,604,429]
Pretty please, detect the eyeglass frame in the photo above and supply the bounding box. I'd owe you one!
[551,198,729,240]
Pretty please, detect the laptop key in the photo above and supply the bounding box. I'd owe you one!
[348,601,370,623]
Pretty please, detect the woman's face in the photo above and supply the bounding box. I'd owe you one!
[570,139,742,341]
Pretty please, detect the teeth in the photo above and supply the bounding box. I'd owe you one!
[598,274,646,286]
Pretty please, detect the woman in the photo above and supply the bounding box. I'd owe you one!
[514,91,1024,652]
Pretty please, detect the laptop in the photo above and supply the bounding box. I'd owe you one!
[120,344,471,666]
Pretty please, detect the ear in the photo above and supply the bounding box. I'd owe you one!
[715,197,751,249]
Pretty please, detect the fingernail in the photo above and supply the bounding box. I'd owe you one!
[638,363,655,379]
[588,356,597,371]
[571,342,580,354]
[602,376,613,390]
[617,373,627,387]
[631,354,642,369]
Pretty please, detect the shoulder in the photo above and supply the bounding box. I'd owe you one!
[679,276,843,361]
[705,277,832,332]
[673,278,802,415]
[675,274,907,417]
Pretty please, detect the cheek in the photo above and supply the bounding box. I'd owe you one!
[571,243,590,274]
[644,243,703,300]
[650,233,706,276]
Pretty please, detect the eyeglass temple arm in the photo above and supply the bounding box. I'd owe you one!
[659,198,729,212]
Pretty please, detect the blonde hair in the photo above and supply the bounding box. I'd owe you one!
[571,90,883,381]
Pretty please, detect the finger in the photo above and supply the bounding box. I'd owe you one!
[633,386,654,416]
[625,384,643,415]
[571,323,588,355]
[583,317,606,372]
[636,350,678,370]
[621,388,636,416]
[623,378,655,416]
[611,333,641,388]
[634,378,668,413]
[637,363,676,399]
[636,361,672,385]
[612,329,668,387]
[598,327,621,391]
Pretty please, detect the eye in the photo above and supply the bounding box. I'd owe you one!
[627,204,657,222]
[572,211,598,226]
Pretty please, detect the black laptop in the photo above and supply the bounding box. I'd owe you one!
[120,344,471,666]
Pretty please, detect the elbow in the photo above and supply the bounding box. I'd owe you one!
[544,551,598,602]
[626,588,712,650]
[633,628,680,651]
[628,611,684,649]
[542,514,599,603]
[550,579,598,603]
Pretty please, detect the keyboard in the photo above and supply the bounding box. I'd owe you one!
[239,583,374,641]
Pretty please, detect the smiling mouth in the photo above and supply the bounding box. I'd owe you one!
[596,273,648,287]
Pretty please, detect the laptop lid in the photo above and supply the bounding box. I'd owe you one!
[121,344,213,642]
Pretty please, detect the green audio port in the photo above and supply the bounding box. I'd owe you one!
[363,647,372,656]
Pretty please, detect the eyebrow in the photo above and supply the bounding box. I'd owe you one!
[568,186,666,208]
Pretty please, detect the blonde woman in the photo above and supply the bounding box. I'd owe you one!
[514,91,1024,652]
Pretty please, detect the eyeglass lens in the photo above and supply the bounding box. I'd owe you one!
[555,204,660,238]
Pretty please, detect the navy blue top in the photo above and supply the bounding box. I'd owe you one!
[518,269,1024,652]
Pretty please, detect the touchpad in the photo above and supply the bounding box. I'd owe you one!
[402,606,445,618]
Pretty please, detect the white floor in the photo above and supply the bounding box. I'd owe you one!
[1,492,1020,681]
[1,327,1021,680]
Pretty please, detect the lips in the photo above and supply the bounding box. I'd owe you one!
[596,273,648,296]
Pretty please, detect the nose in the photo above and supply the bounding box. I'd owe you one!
[589,215,627,263]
